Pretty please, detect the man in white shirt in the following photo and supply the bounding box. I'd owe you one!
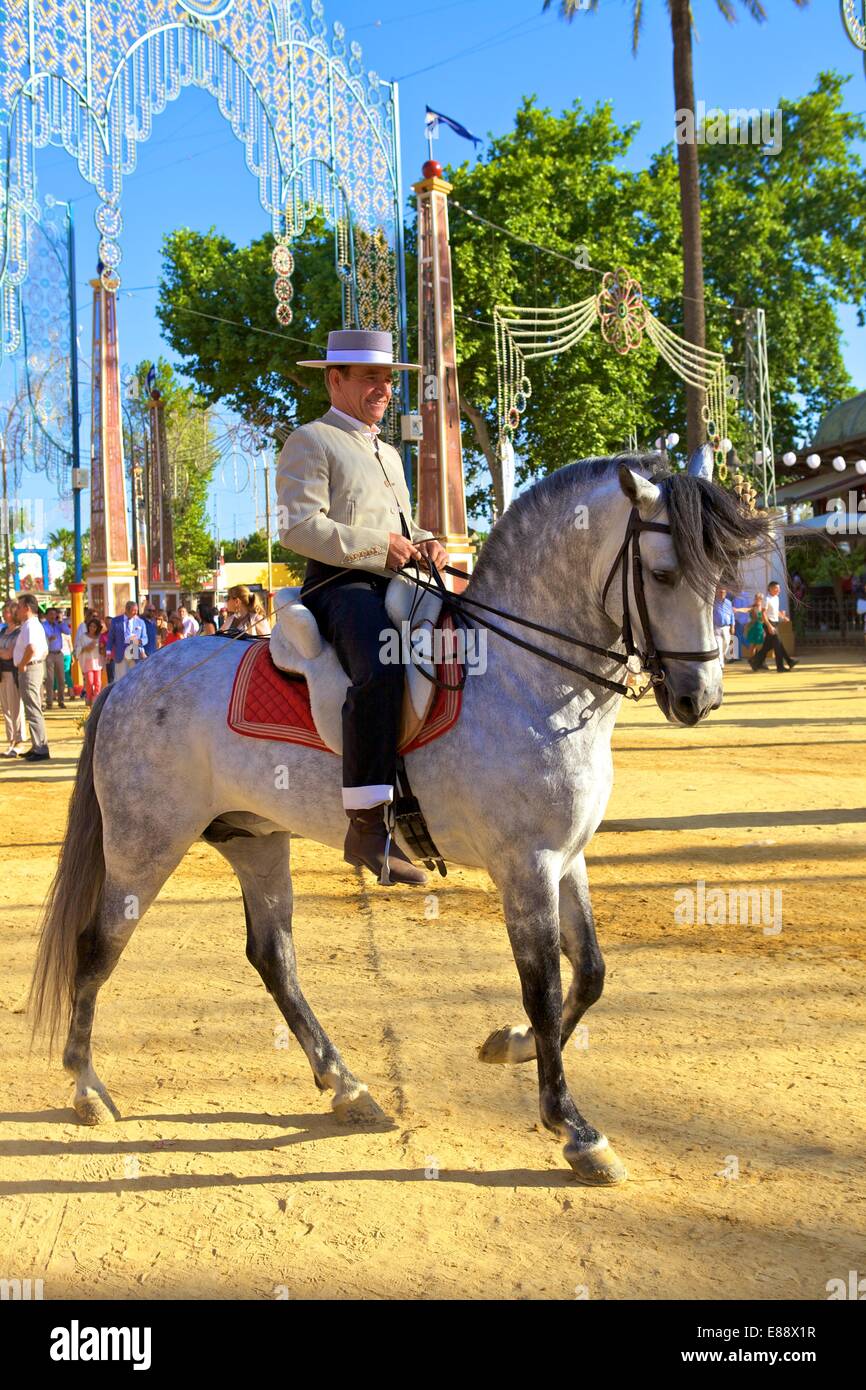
[177,607,199,638]
[750,581,797,672]
[13,593,51,760]
[107,601,149,681]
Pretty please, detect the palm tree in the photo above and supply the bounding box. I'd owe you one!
[544,0,809,452]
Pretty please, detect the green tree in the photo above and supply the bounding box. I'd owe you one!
[156,217,342,441]
[439,96,684,515]
[544,0,810,452]
[698,72,866,451]
[155,83,865,519]
[125,359,218,591]
[48,526,90,595]
[220,531,306,578]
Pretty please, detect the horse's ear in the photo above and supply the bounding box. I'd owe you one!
[617,464,661,517]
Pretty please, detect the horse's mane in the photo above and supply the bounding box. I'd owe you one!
[471,454,772,598]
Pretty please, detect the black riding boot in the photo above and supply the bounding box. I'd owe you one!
[344,805,428,887]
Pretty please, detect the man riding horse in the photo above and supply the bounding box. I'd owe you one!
[276,329,448,888]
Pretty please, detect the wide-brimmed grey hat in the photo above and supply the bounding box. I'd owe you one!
[297,328,421,371]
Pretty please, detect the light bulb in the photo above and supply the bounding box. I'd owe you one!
[782,451,797,466]
[854,460,866,475]
[832,456,846,471]
[806,454,821,469]
[666,432,679,448]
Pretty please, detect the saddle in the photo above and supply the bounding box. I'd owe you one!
[268,573,445,754]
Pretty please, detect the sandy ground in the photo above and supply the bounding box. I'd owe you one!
[0,653,864,1301]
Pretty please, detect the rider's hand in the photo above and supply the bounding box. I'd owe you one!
[416,538,448,572]
[386,532,425,571]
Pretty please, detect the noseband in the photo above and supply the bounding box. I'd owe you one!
[398,505,720,700]
[600,507,720,689]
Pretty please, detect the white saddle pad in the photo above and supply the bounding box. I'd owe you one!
[268,574,444,755]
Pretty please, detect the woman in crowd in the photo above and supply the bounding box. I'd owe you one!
[154,610,169,648]
[222,584,271,637]
[196,601,218,637]
[61,616,75,701]
[162,613,185,646]
[76,617,106,706]
[743,593,766,660]
[0,599,26,757]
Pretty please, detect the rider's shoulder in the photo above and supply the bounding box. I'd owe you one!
[283,414,345,449]
[279,416,332,461]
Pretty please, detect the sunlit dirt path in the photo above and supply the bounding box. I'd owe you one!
[1,653,863,1299]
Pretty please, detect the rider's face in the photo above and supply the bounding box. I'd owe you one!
[328,365,393,426]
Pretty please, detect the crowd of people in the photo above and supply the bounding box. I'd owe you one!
[713,580,798,673]
[0,584,270,762]
[2,573,800,765]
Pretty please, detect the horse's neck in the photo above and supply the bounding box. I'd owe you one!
[464,486,623,708]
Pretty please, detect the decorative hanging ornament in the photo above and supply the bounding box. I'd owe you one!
[841,0,866,54]
[596,269,647,355]
[272,236,295,326]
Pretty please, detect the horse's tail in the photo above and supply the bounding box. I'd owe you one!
[29,687,110,1050]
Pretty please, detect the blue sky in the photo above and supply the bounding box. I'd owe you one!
[8,0,866,545]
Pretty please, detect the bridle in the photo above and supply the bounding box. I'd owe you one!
[400,505,720,701]
[599,507,720,692]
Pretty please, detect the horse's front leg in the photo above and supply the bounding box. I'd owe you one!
[478,852,604,1060]
[492,860,626,1184]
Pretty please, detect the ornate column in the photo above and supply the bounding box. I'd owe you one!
[145,387,181,613]
[413,160,473,591]
[86,270,136,617]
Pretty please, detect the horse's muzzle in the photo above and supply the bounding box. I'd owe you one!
[658,674,722,726]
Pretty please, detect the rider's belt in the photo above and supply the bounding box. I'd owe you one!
[301,558,387,596]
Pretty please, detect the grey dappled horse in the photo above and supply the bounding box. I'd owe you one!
[30,458,768,1183]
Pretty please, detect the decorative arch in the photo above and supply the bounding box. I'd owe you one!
[0,0,404,359]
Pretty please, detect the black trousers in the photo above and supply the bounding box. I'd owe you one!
[752,632,792,671]
[302,577,404,797]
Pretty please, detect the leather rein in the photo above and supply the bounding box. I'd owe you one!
[401,506,719,700]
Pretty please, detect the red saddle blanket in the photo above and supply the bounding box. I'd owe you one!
[227,613,463,755]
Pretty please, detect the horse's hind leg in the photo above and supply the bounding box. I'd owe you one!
[64,851,182,1124]
[205,823,383,1122]
[480,856,625,1183]
[479,854,603,1065]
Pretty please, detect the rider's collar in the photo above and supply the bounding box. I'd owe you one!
[328,406,381,440]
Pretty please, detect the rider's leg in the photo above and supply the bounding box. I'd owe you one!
[304,580,426,886]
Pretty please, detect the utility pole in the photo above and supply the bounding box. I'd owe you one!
[46,195,86,654]
[1,427,9,602]
[263,451,274,615]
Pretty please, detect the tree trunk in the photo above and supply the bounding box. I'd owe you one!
[461,398,504,519]
[669,0,707,453]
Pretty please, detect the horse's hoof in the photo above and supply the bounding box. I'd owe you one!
[477,1024,536,1064]
[331,1086,387,1125]
[74,1087,120,1126]
[564,1136,628,1185]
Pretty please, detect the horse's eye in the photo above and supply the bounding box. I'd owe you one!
[651,570,677,586]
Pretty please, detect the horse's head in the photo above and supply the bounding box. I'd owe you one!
[609,452,771,727]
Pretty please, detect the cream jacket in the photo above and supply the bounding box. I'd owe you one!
[276,408,434,576]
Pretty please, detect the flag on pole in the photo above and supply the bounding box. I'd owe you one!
[425,106,482,147]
